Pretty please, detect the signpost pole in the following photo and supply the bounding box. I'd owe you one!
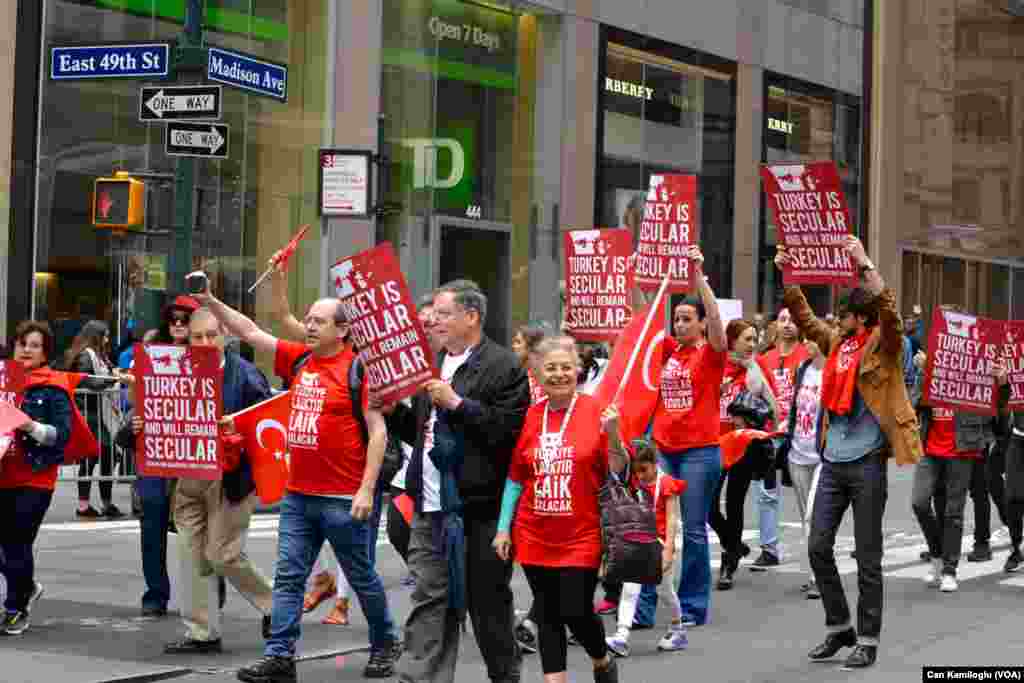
[168,0,204,294]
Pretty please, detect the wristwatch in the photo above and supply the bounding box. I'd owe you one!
[858,261,875,276]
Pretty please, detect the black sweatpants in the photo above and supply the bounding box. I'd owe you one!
[522,564,606,674]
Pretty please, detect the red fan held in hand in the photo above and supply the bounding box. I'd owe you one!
[248,224,310,293]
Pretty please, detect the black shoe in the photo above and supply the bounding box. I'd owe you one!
[103,503,125,519]
[716,556,735,590]
[2,610,30,635]
[364,641,402,678]
[1005,548,1023,573]
[237,656,296,683]
[141,605,168,618]
[218,576,227,609]
[841,645,877,670]
[807,628,857,660]
[262,615,272,640]
[165,638,223,654]
[515,622,538,654]
[740,542,751,558]
[594,655,619,683]
[967,544,993,562]
[76,506,101,518]
[749,551,779,572]
[919,551,931,562]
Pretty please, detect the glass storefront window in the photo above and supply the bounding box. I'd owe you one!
[378,0,564,343]
[759,74,862,314]
[597,31,736,298]
[35,1,329,370]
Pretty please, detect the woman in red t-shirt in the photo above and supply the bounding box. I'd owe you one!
[709,319,778,590]
[493,335,627,683]
[0,322,75,635]
[648,247,727,627]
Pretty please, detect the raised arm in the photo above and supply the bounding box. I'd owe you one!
[691,247,726,352]
[194,280,278,356]
[268,255,306,341]
[844,236,902,358]
[776,248,838,356]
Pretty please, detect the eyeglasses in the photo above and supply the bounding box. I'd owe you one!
[169,314,190,326]
[432,307,463,322]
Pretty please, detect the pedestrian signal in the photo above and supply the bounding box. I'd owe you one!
[92,172,145,230]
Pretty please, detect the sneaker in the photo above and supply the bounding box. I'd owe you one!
[841,644,877,670]
[164,637,223,654]
[237,655,296,683]
[515,622,537,654]
[76,506,101,518]
[2,610,29,636]
[939,574,958,593]
[322,597,350,626]
[103,503,125,519]
[919,550,931,562]
[923,559,942,587]
[1006,548,1023,573]
[364,641,402,679]
[967,544,992,562]
[605,633,630,658]
[749,551,779,572]
[594,655,620,683]
[594,598,618,615]
[807,627,857,660]
[657,625,688,651]
[27,582,44,612]
[680,617,698,628]
[805,581,821,600]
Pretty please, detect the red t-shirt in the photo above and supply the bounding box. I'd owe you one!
[508,394,609,569]
[633,472,687,542]
[0,445,58,490]
[925,408,982,459]
[274,340,369,496]
[757,345,810,427]
[652,339,727,453]
[719,362,747,435]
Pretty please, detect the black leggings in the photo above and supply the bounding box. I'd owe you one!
[521,564,606,674]
[709,454,754,557]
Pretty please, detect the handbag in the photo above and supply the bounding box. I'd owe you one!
[599,469,662,585]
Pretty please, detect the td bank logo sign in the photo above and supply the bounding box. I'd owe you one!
[399,138,465,190]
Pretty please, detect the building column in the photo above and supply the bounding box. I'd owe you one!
[731,63,763,312]
[0,0,17,339]
[558,16,598,239]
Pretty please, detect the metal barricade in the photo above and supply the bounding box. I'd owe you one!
[58,384,137,484]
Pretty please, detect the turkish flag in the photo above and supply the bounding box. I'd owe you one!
[274,224,310,272]
[719,429,781,470]
[591,280,670,446]
[229,392,291,504]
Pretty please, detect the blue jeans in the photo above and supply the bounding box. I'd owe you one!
[757,480,781,558]
[137,476,171,610]
[267,493,396,656]
[660,445,722,626]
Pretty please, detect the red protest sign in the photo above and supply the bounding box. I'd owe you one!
[330,242,437,404]
[761,161,857,286]
[1003,321,1024,411]
[134,344,224,479]
[563,229,634,341]
[0,361,25,457]
[635,174,699,293]
[922,308,1002,415]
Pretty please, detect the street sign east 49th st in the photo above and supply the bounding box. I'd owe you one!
[140,85,222,121]
[165,122,229,159]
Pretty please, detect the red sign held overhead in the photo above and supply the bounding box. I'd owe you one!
[635,174,699,293]
[134,344,224,479]
[760,161,857,286]
[1003,320,1024,411]
[563,229,634,342]
[922,308,1002,416]
[329,243,438,405]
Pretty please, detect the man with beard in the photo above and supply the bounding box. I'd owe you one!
[775,236,922,670]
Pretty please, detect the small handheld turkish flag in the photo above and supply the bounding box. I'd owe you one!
[229,392,292,504]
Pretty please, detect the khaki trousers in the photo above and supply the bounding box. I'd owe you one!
[174,479,273,640]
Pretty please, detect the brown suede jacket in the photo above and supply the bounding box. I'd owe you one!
[783,285,923,466]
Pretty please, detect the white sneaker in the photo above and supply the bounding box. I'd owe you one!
[606,633,630,658]
[940,574,958,592]
[657,625,689,651]
[923,559,942,587]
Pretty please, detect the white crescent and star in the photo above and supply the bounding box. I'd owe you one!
[642,330,668,392]
[256,419,287,449]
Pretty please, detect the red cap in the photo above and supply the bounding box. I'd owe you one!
[164,295,200,318]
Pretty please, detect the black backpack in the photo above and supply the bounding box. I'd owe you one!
[289,351,406,485]
[599,471,663,585]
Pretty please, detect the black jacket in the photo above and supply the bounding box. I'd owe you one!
[390,337,529,518]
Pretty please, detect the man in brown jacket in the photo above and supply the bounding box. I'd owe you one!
[777,235,922,671]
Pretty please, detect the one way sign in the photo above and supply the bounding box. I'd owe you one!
[140,85,221,121]
[166,122,229,159]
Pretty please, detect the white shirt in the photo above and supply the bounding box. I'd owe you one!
[788,364,823,466]
[421,346,474,512]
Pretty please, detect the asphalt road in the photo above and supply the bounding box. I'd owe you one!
[4,464,1024,683]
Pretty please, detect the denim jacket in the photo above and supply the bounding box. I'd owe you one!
[17,385,73,471]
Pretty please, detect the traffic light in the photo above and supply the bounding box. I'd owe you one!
[92,171,145,230]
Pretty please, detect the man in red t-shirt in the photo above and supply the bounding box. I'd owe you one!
[198,283,400,682]
[911,348,1006,593]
